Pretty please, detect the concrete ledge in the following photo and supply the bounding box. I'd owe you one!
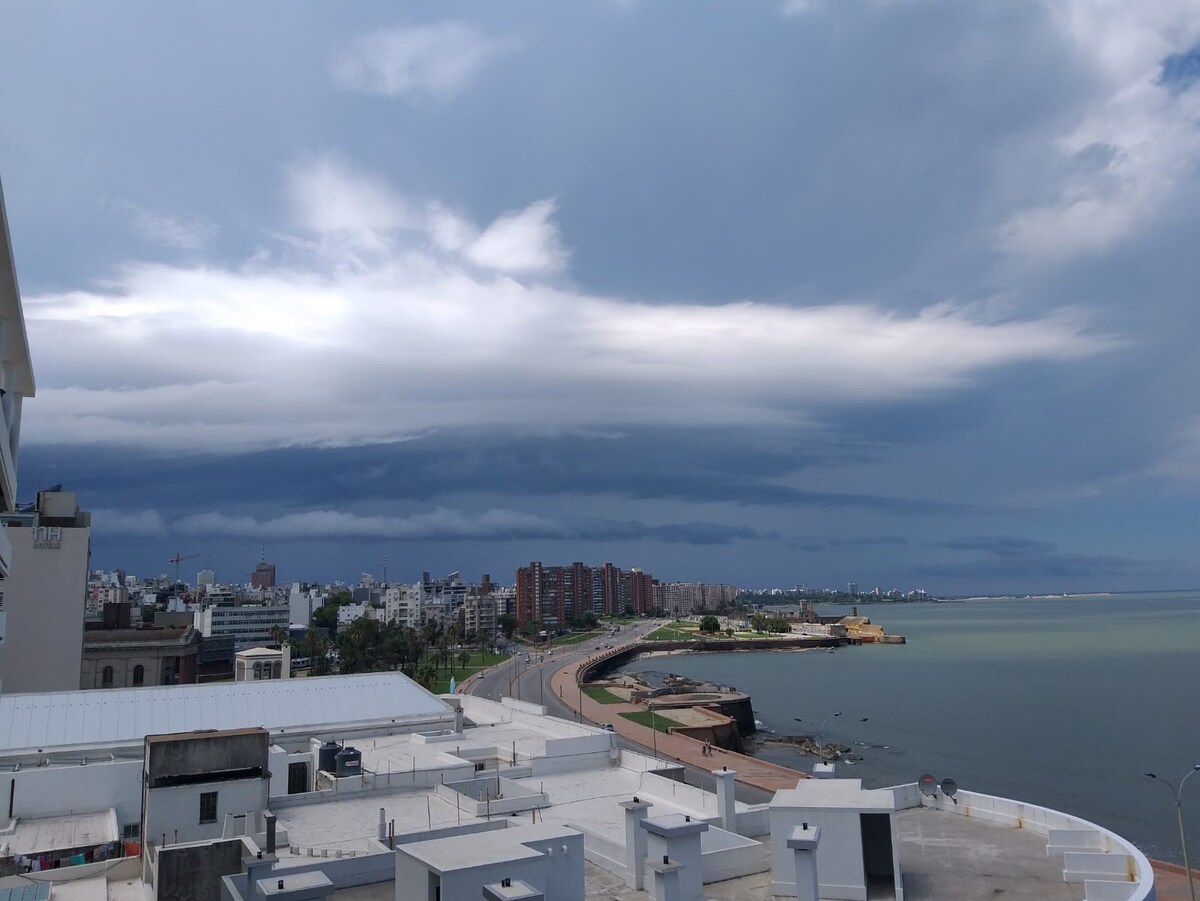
[1047,828,1107,856]
[1063,851,1134,883]
[1083,879,1138,901]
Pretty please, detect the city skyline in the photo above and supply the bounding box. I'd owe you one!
[3,2,1199,593]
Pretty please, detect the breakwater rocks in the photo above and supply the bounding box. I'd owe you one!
[756,734,862,763]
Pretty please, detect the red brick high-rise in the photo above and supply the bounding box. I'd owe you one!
[515,561,656,632]
[251,562,276,590]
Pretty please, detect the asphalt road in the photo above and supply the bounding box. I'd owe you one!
[465,621,774,804]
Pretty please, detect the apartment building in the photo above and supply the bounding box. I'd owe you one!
[193,603,290,650]
[287,582,325,628]
[250,561,276,590]
[0,488,90,692]
[0,179,36,654]
[656,581,740,616]
[382,582,422,628]
[515,562,656,632]
[462,592,497,641]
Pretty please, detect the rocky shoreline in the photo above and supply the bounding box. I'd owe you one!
[752,733,863,763]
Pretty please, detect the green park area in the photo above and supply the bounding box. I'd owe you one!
[644,623,699,641]
[552,630,602,645]
[620,710,685,733]
[431,650,508,695]
[582,684,625,704]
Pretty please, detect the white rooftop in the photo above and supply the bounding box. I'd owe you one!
[236,647,283,658]
[0,673,451,754]
[397,823,578,873]
[771,777,896,811]
[0,810,118,856]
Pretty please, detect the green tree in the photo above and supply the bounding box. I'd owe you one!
[497,614,518,639]
[303,628,333,676]
[699,615,720,634]
[335,616,387,673]
[312,603,340,633]
[569,610,599,631]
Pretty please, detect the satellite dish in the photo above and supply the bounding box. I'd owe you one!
[918,774,937,796]
[940,777,958,798]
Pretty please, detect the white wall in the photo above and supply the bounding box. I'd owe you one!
[769,806,870,900]
[700,832,770,884]
[145,777,268,848]
[4,758,142,829]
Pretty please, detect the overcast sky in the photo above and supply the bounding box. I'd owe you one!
[2,1,1199,594]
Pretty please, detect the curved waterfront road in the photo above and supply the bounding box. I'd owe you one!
[464,622,774,804]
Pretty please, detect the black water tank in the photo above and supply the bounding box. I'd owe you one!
[318,740,340,773]
[335,746,362,777]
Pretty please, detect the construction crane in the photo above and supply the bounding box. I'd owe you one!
[168,551,201,584]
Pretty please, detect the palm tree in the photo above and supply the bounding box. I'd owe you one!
[416,663,439,690]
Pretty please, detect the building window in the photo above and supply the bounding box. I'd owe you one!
[122,823,141,840]
[199,791,218,824]
[132,665,144,685]
[102,666,114,687]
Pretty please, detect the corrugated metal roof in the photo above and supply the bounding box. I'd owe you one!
[0,673,451,754]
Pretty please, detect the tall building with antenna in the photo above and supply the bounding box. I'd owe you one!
[251,561,276,590]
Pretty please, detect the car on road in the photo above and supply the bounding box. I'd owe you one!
[601,723,615,732]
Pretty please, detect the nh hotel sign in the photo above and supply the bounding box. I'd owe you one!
[32,525,62,549]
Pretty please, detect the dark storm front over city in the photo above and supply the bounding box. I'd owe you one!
[3,3,1200,593]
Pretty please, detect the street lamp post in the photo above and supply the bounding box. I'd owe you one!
[816,712,841,759]
[794,713,869,760]
[1146,765,1200,901]
[650,703,658,759]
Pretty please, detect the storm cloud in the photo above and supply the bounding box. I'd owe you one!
[3,0,1200,593]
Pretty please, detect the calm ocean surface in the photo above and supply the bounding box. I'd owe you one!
[617,591,1200,863]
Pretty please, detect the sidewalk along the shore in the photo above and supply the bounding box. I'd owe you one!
[548,655,806,793]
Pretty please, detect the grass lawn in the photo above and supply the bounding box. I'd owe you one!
[552,630,602,645]
[583,684,626,704]
[620,710,685,733]
[645,626,698,641]
[431,650,509,694]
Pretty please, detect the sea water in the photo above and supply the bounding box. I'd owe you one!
[617,591,1200,863]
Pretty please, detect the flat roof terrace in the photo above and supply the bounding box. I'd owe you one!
[327,805,1093,901]
[897,806,1084,901]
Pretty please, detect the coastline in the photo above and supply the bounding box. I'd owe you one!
[549,647,1199,901]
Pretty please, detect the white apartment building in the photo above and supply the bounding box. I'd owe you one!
[0,179,37,652]
[382,582,421,628]
[462,593,497,641]
[337,603,378,627]
[418,571,467,629]
[288,582,325,628]
[0,489,90,692]
[193,603,290,650]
